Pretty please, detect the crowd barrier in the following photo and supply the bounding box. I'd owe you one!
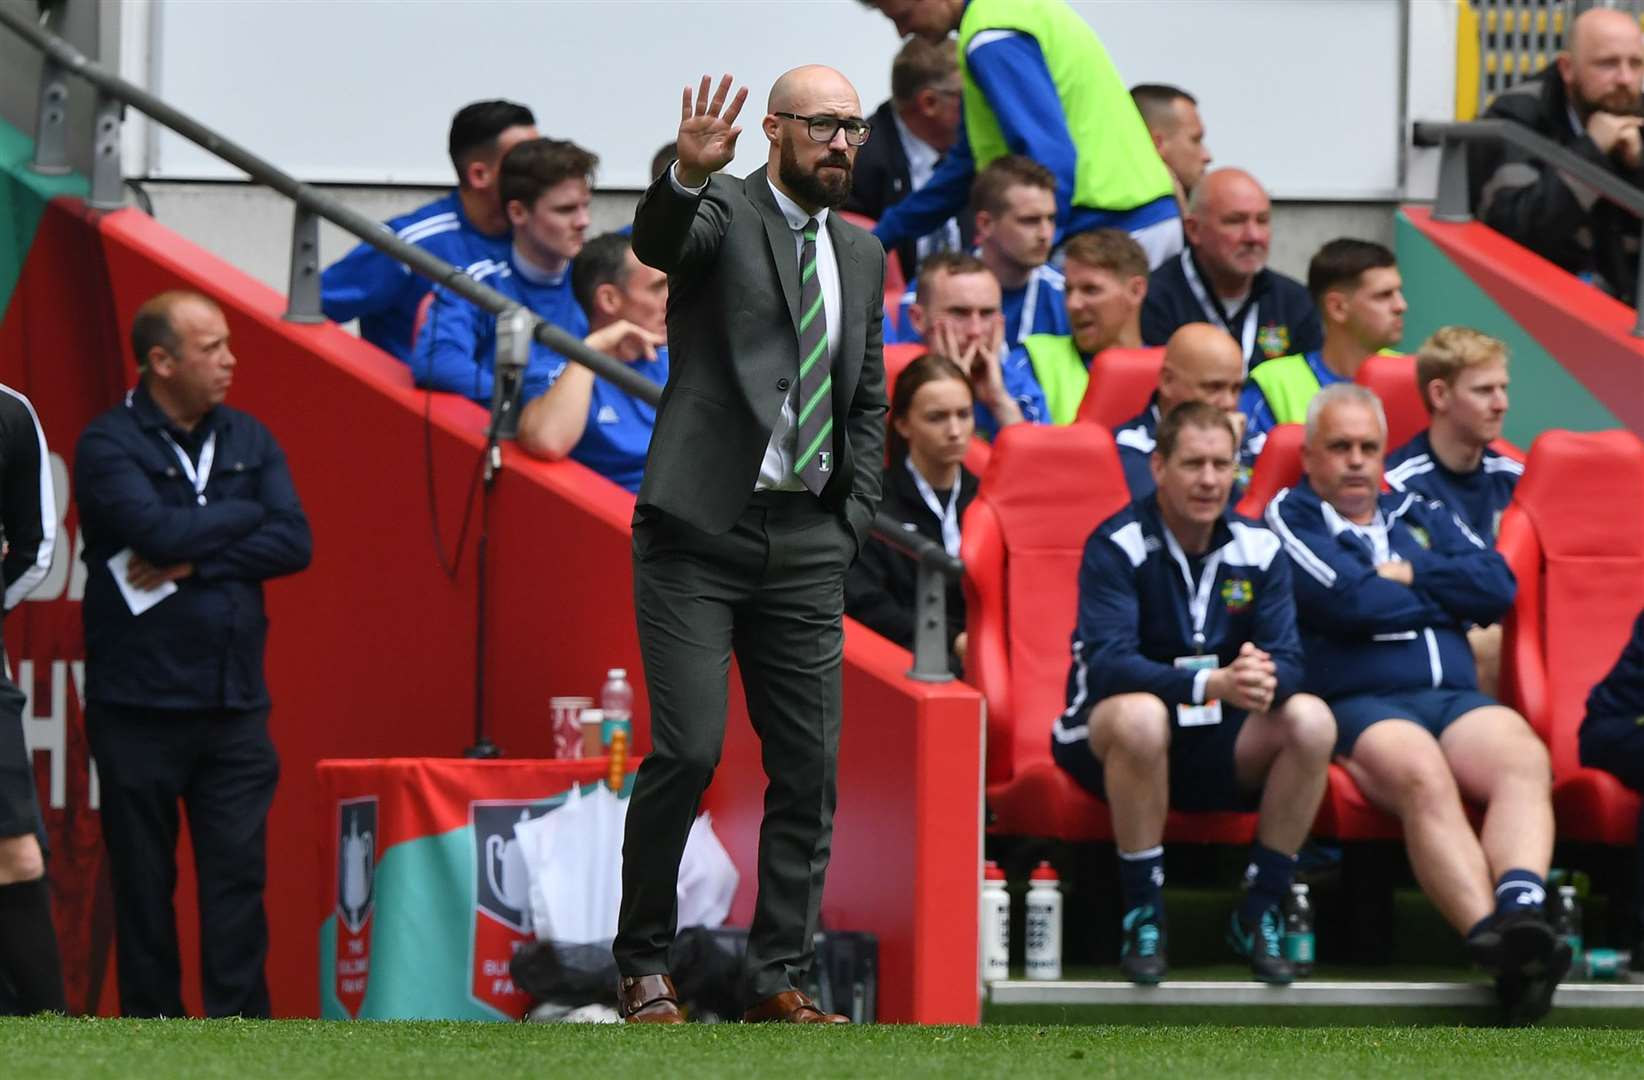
[0,129,985,1020]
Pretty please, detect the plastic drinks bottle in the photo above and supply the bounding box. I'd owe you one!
[600,668,634,745]
[1550,884,1583,968]
[981,861,1010,983]
[1024,861,1063,980]
[1283,883,1315,976]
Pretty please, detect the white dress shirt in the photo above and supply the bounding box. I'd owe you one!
[669,163,841,491]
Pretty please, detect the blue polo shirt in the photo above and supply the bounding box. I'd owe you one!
[548,346,670,494]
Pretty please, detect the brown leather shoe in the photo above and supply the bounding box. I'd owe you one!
[617,974,685,1023]
[741,989,849,1024]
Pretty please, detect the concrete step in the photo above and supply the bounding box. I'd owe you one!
[989,978,1644,1008]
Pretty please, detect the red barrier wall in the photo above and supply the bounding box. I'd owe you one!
[6,198,983,1022]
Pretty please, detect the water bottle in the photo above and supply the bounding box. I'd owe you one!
[980,861,1010,983]
[600,668,634,746]
[1024,862,1063,980]
[1283,883,1315,976]
[1550,884,1583,967]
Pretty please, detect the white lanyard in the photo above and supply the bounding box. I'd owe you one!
[1162,527,1224,650]
[905,456,962,558]
[1180,250,1258,363]
[1016,270,1040,345]
[125,388,217,506]
[160,430,217,506]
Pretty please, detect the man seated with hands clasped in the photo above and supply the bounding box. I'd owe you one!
[1051,400,1336,986]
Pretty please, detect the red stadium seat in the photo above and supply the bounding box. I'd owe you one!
[1354,352,1424,449]
[1353,353,1525,463]
[837,209,905,315]
[882,342,925,392]
[1234,424,1305,519]
[1075,347,1165,429]
[961,422,1257,843]
[1499,430,1644,845]
[963,437,992,476]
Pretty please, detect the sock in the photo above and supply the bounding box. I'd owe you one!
[0,877,67,1014]
[1494,868,1547,919]
[1238,843,1297,928]
[1117,846,1165,919]
[1467,914,1496,941]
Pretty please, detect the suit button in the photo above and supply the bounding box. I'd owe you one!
[777,378,791,391]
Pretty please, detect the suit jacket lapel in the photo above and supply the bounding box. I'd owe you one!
[746,170,802,333]
[826,211,867,407]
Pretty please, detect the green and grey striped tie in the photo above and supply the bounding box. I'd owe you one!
[792,217,833,495]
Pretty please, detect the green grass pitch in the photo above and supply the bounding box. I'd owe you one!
[4,1017,1643,1079]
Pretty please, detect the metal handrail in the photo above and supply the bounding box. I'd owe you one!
[0,2,660,402]
[1411,119,1644,333]
[1,3,966,680]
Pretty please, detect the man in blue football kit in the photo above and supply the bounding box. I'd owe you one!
[411,138,599,406]
[517,233,669,493]
[1052,401,1335,985]
[322,100,538,362]
[1267,383,1565,1024]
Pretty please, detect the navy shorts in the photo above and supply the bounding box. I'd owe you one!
[1331,687,1499,756]
[1050,702,1259,813]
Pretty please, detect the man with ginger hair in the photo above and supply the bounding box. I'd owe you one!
[1386,327,1520,696]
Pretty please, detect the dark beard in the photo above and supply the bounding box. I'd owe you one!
[1571,80,1644,120]
[779,135,853,209]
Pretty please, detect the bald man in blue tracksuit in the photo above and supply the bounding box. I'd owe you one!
[1266,383,1564,1022]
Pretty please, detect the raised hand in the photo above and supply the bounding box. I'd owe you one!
[586,319,666,362]
[1587,111,1643,158]
[676,74,748,189]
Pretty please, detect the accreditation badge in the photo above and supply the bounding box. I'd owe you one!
[1173,654,1223,727]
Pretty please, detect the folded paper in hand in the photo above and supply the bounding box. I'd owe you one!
[108,548,176,615]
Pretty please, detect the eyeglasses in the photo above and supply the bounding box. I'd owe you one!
[774,112,872,147]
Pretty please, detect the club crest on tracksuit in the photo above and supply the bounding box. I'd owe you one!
[1257,323,1291,359]
[470,800,554,1017]
[335,796,378,1019]
[1220,577,1254,613]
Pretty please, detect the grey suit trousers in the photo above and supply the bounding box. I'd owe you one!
[614,489,853,1003]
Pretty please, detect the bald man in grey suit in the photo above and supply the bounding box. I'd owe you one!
[613,69,886,1025]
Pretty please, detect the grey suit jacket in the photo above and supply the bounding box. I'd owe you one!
[631,166,887,549]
